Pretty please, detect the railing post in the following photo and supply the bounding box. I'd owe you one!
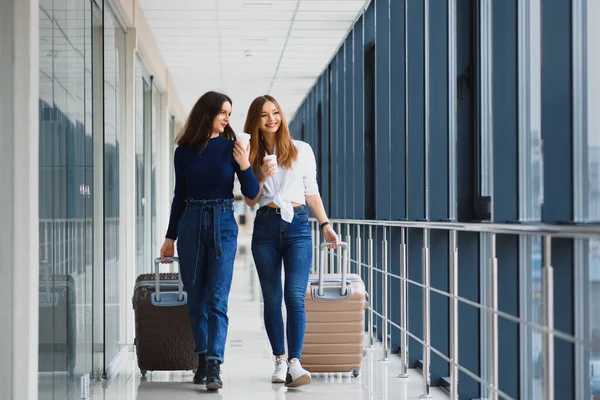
[381,227,389,361]
[328,223,335,274]
[315,221,321,275]
[420,228,432,398]
[399,227,409,378]
[356,225,362,277]
[368,225,374,348]
[346,223,352,272]
[336,222,343,273]
[490,233,499,400]
[543,235,554,400]
[311,221,316,274]
[449,230,459,399]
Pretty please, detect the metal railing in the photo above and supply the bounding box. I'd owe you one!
[310,217,600,400]
[39,217,120,276]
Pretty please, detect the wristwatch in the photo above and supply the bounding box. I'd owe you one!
[320,221,330,229]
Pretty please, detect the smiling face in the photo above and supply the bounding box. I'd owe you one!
[212,101,232,135]
[260,101,281,135]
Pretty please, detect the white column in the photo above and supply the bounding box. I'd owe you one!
[124,28,138,347]
[0,0,39,399]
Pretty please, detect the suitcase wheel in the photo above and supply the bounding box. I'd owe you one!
[141,370,147,378]
[351,368,360,378]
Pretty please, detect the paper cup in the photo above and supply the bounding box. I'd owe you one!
[263,154,278,174]
[235,132,251,148]
[263,154,278,166]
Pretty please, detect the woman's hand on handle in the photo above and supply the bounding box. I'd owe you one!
[306,194,338,249]
[160,239,175,263]
[323,225,339,249]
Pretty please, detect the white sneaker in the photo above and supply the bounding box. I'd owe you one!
[285,358,311,388]
[272,358,288,383]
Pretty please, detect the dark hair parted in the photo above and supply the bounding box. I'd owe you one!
[176,91,234,151]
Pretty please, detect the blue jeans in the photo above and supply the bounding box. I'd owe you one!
[176,198,238,363]
[251,205,312,360]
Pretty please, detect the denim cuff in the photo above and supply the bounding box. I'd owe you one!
[205,355,223,364]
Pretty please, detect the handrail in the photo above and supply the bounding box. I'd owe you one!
[314,217,600,239]
[308,217,598,400]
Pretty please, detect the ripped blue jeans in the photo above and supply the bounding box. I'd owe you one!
[176,198,238,363]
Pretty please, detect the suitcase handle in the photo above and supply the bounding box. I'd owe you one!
[154,257,184,303]
[318,241,349,296]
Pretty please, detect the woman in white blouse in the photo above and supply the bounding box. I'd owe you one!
[244,95,338,387]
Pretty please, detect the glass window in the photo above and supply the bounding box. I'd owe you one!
[38,0,95,398]
[152,84,162,264]
[517,0,543,398]
[584,2,600,398]
[103,4,126,369]
[135,60,151,276]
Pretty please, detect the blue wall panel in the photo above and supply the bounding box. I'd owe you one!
[321,73,331,214]
[428,0,450,385]
[491,2,520,397]
[331,55,339,217]
[345,35,354,219]
[406,0,426,369]
[375,0,391,220]
[389,0,407,221]
[365,1,375,45]
[541,1,575,399]
[353,18,365,219]
[406,0,425,222]
[338,44,346,218]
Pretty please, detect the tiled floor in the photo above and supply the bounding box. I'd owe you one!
[90,238,447,400]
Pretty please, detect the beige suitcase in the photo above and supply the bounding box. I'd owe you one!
[301,241,367,377]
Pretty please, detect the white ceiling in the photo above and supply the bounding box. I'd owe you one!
[138,0,368,131]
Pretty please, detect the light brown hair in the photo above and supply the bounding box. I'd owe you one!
[244,95,298,172]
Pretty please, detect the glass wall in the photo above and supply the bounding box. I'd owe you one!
[518,0,543,398]
[151,84,162,261]
[583,2,600,398]
[103,4,126,369]
[38,0,95,398]
[135,60,153,276]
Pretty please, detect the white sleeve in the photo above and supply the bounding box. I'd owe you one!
[302,143,320,196]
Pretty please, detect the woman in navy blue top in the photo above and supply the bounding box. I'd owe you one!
[160,91,259,391]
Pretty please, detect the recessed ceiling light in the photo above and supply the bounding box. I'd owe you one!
[241,2,272,9]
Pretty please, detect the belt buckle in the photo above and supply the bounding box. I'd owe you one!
[275,208,281,215]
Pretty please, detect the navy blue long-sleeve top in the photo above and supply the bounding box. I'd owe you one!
[165,136,259,240]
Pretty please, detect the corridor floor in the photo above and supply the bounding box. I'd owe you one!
[90,237,447,400]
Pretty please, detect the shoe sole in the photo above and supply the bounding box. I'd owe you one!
[284,373,311,388]
[206,382,222,391]
[272,377,286,384]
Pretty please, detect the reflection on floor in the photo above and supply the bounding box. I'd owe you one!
[90,238,447,400]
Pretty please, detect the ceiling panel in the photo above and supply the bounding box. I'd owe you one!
[139,0,368,129]
[295,11,358,21]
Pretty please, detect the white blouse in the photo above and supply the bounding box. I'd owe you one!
[259,140,319,222]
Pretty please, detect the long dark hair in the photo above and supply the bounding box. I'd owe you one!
[244,95,297,172]
[176,91,235,151]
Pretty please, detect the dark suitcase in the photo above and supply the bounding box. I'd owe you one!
[38,262,76,375]
[132,257,196,376]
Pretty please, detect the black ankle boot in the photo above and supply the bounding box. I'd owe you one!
[193,353,207,384]
[205,359,222,391]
